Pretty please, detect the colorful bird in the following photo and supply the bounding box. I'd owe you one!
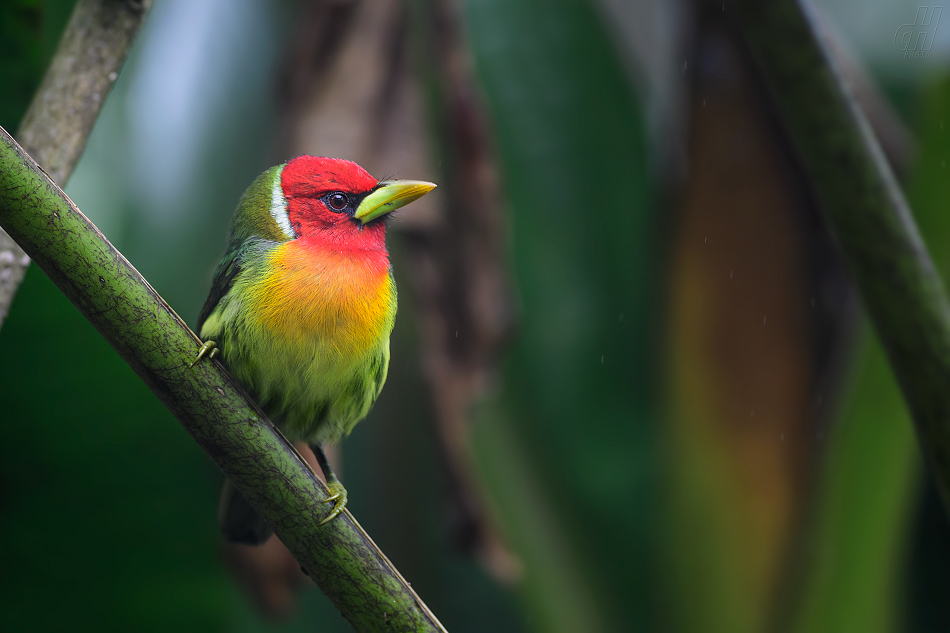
[192,155,435,544]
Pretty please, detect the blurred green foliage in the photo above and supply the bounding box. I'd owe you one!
[463,0,657,630]
[0,0,71,131]
[787,331,919,633]
[906,74,950,633]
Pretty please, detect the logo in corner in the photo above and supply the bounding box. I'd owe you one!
[895,7,943,58]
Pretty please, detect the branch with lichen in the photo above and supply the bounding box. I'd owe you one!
[732,0,950,513]
[1,0,151,327]
[0,127,447,633]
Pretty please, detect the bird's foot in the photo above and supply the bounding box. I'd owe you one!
[189,340,218,368]
[319,481,348,525]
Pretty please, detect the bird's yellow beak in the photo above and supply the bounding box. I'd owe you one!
[354,180,437,225]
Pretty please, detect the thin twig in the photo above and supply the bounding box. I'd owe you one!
[0,0,151,327]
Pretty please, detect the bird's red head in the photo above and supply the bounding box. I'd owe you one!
[281,156,383,249]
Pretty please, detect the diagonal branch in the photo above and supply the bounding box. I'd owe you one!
[0,127,447,633]
[732,0,950,511]
[0,0,151,328]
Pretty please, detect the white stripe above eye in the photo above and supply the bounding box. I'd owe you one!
[270,164,294,239]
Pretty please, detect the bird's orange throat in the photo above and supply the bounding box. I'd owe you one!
[254,237,395,356]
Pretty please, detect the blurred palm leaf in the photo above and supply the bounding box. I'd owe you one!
[463,0,658,629]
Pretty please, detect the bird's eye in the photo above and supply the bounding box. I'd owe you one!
[326,192,348,212]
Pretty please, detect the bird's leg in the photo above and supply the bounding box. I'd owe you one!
[189,340,218,368]
[313,444,348,525]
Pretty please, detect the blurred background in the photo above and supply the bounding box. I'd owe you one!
[2,0,950,631]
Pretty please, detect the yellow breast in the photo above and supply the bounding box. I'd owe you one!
[250,241,395,358]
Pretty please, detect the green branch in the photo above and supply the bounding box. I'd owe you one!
[732,1,950,508]
[0,0,151,327]
[0,128,447,633]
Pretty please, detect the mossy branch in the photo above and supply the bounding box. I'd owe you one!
[0,0,151,327]
[733,0,950,510]
[0,127,447,633]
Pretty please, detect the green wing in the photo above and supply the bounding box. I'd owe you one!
[197,255,241,335]
[196,237,276,335]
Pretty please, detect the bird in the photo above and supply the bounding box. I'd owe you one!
[191,155,435,544]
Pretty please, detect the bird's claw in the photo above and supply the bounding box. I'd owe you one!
[319,481,348,525]
[189,340,218,368]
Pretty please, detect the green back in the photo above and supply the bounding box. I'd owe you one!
[227,163,290,248]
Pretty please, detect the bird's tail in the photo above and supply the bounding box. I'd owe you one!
[217,479,273,545]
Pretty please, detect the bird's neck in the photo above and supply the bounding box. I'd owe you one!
[291,217,388,252]
[292,233,391,273]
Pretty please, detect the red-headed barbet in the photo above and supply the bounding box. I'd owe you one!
[192,155,435,544]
